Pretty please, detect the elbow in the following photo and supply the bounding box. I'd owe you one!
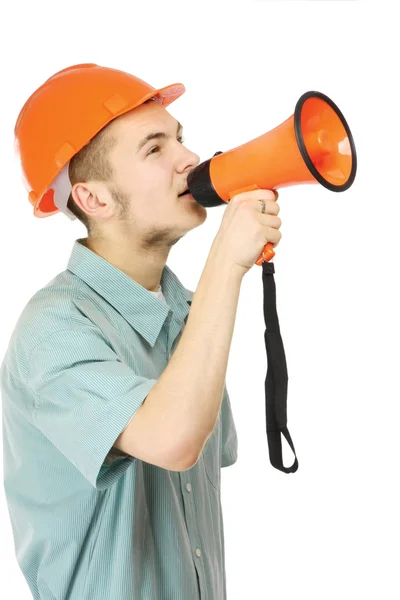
[168,441,202,472]
[166,427,212,472]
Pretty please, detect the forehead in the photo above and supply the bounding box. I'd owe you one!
[111,101,177,142]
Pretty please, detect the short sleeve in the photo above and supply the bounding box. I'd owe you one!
[26,328,158,490]
[220,385,238,468]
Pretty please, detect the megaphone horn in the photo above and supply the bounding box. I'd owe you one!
[187,91,357,264]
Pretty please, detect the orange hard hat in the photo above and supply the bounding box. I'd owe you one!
[14,63,185,219]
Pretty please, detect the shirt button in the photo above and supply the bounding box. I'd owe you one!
[195,548,201,557]
[186,483,192,492]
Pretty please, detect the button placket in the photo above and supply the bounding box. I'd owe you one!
[180,475,204,594]
[164,312,172,358]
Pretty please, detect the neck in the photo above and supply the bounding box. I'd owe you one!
[80,236,169,292]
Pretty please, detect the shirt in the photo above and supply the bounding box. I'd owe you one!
[1,238,238,600]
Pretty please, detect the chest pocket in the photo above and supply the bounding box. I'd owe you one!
[201,415,221,492]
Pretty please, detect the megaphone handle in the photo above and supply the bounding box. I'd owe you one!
[228,184,276,265]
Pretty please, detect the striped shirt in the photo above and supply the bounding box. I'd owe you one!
[1,238,238,600]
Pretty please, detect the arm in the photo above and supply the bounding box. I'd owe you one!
[113,244,243,471]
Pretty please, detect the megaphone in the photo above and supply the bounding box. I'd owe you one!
[187,91,357,265]
[187,91,357,474]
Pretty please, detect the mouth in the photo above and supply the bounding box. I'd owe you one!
[178,187,190,198]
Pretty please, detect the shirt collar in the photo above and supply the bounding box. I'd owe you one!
[67,239,193,347]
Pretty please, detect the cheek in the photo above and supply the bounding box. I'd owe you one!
[138,162,173,196]
[115,161,138,194]
[118,159,175,212]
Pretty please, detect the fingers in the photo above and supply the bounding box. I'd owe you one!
[231,189,280,215]
[259,198,280,216]
[269,229,282,247]
[265,215,282,229]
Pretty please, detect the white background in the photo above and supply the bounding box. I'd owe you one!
[1,1,399,598]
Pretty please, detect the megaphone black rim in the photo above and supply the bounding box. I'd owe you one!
[294,91,357,192]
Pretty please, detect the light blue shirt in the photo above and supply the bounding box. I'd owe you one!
[1,238,238,599]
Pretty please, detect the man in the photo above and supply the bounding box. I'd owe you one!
[1,64,281,599]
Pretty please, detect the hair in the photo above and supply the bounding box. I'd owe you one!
[66,99,155,237]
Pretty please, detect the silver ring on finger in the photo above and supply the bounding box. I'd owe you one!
[259,199,266,214]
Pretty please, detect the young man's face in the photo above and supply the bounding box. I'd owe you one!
[104,99,207,246]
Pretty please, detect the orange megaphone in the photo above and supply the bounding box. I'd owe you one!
[187,91,357,265]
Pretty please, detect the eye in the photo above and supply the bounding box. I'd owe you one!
[147,145,160,155]
[147,136,185,156]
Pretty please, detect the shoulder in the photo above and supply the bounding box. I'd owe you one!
[2,270,101,378]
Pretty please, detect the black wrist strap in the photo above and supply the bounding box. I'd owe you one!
[262,261,298,473]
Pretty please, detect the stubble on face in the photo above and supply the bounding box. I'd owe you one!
[140,226,185,250]
[105,103,204,252]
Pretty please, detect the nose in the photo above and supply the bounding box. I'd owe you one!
[176,143,200,174]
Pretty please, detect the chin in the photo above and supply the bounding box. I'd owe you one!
[193,203,207,219]
[189,205,207,226]
[176,208,207,238]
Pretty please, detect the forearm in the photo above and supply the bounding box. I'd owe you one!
[143,243,243,464]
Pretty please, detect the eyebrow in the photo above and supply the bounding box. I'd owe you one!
[136,121,183,153]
